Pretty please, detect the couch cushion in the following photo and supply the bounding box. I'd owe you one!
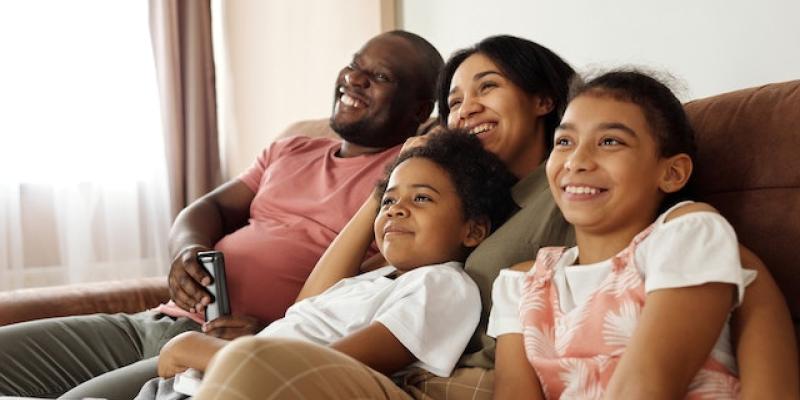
[684,80,800,320]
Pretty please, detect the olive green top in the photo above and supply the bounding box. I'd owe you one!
[458,164,575,369]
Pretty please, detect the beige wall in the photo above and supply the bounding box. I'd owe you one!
[213,0,396,178]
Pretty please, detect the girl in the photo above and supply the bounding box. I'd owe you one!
[148,131,518,399]
[489,71,757,399]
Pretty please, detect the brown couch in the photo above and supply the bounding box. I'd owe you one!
[1,80,798,349]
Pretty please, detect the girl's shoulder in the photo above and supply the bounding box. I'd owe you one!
[509,260,534,273]
[662,201,719,224]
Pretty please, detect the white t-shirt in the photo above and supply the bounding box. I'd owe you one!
[258,261,481,377]
[488,205,757,373]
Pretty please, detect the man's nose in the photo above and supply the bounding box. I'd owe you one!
[344,68,369,88]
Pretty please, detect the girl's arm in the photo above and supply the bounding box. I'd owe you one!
[330,322,415,375]
[494,333,545,400]
[604,282,734,399]
[157,331,229,377]
[296,195,379,302]
[733,245,799,398]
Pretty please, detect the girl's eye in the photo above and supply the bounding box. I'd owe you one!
[555,137,572,147]
[381,197,396,207]
[600,137,622,146]
[414,194,432,203]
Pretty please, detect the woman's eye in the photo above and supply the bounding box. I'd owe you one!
[600,137,622,146]
[448,99,462,110]
[479,81,498,93]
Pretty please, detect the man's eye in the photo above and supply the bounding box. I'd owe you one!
[373,72,391,83]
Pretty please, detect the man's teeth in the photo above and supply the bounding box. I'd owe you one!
[340,94,365,108]
[565,186,600,195]
[469,123,496,135]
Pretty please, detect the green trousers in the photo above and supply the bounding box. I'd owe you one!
[0,311,200,399]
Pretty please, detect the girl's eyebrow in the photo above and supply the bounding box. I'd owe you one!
[597,122,638,137]
[448,70,503,96]
[384,183,441,194]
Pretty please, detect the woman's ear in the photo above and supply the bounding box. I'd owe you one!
[462,217,490,248]
[659,153,693,193]
[533,96,555,117]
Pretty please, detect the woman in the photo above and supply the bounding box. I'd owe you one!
[195,35,797,399]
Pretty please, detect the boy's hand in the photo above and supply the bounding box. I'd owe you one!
[158,332,200,378]
[168,246,213,313]
[203,315,266,340]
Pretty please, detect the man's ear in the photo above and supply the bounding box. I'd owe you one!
[462,216,490,248]
[533,96,555,117]
[658,153,693,193]
[414,100,435,124]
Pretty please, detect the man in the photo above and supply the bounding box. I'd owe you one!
[0,30,443,399]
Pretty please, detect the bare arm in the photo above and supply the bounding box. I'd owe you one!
[330,322,415,375]
[494,333,545,400]
[733,245,799,399]
[157,331,229,377]
[167,180,255,312]
[604,282,735,399]
[296,195,379,302]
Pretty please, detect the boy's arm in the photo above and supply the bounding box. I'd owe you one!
[493,333,545,400]
[604,282,734,399]
[296,195,380,302]
[733,245,799,398]
[330,322,415,375]
[158,331,229,378]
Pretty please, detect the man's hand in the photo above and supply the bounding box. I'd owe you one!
[203,315,266,340]
[168,246,213,313]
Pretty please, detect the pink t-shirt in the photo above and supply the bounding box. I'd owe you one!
[158,136,401,324]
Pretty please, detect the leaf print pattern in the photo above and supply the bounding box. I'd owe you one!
[602,300,640,355]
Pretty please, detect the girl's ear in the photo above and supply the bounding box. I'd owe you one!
[659,153,693,193]
[462,217,490,248]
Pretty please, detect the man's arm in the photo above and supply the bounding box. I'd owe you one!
[167,180,255,313]
[296,195,379,302]
[733,245,799,398]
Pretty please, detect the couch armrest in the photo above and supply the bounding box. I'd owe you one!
[0,277,170,326]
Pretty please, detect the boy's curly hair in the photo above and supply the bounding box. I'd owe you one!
[376,129,518,233]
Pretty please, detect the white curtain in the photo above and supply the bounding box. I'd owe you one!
[0,1,171,290]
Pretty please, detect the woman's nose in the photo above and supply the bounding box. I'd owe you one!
[457,96,483,126]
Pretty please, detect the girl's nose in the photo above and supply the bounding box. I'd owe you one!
[564,145,596,172]
[386,203,409,218]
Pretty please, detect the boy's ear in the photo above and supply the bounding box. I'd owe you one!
[659,153,693,193]
[462,216,490,248]
[414,100,435,124]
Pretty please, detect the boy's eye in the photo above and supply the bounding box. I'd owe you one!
[414,194,432,203]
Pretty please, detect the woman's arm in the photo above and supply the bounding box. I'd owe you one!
[329,322,415,375]
[157,331,229,378]
[296,195,380,302]
[604,282,735,399]
[493,333,545,400]
[733,245,799,398]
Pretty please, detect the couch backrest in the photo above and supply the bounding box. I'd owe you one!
[684,80,800,324]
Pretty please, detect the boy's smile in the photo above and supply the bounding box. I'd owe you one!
[374,157,477,272]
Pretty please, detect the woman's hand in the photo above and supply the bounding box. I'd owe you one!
[203,315,266,340]
[158,331,230,377]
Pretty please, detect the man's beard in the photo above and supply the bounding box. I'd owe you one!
[329,116,396,148]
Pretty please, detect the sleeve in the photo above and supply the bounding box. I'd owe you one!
[638,212,751,306]
[236,137,304,192]
[374,266,481,377]
[487,269,526,338]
